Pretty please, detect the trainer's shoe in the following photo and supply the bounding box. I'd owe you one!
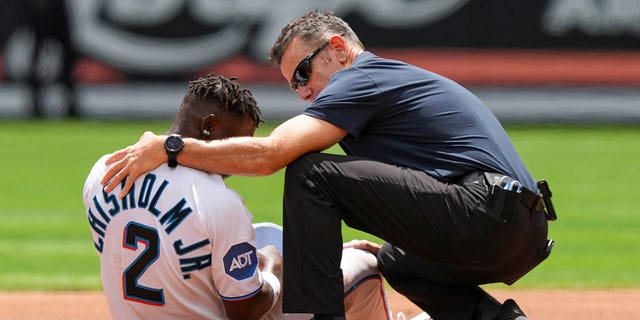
[495,299,527,320]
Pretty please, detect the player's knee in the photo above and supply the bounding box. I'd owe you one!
[341,248,381,293]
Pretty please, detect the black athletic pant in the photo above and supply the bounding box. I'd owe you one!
[282,153,550,319]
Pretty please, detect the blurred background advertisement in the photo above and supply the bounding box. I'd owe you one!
[1,0,639,121]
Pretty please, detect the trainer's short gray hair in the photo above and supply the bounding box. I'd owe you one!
[269,10,364,67]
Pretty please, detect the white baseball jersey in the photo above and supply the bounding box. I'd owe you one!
[83,155,266,320]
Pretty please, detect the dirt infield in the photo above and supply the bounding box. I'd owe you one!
[0,289,637,319]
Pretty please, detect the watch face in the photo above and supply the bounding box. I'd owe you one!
[165,135,183,151]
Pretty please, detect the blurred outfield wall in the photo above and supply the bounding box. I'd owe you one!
[1,0,639,122]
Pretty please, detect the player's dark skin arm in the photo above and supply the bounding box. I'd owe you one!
[223,246,282,319]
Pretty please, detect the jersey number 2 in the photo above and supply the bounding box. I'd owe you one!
[123,222,165,305]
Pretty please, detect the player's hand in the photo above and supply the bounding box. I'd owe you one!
[258,245,283,278]
[101,131,167,198]
[343,239,382,255]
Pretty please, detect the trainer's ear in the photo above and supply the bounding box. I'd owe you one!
[329,35,348,62]
[200,114,217,140]
[328,35,346,51]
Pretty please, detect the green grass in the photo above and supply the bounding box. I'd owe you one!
[1,120,639,290]
[499,125,640,289]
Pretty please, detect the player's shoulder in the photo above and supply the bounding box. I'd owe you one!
[90,153,111,172]
[160,165,226,188]
[159,166,244,204]
[83,154,112,188]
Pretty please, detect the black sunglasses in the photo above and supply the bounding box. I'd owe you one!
[290,41,329,92]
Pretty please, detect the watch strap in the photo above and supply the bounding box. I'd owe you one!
[167,153,178,168]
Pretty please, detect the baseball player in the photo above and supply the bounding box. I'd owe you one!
[83,74,393,320]
[83,74,279,320]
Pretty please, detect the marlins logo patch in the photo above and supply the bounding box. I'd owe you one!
[223,242,258,281]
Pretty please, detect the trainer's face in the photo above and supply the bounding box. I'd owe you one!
[280,37,338,103]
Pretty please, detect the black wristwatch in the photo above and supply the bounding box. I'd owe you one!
[164,134,184,168]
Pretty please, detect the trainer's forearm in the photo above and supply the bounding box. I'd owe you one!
[176,136,287,176]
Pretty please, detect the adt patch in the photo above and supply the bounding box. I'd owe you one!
[223,242,258,281]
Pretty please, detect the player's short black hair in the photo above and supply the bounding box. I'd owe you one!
[183,74,264,127]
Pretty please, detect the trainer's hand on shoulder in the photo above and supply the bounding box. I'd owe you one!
[101,131,166,198]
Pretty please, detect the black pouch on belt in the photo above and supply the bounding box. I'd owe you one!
[484,172,528,223]
[487,184,521,223]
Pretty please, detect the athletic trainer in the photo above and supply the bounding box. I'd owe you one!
[100,11,556,320]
